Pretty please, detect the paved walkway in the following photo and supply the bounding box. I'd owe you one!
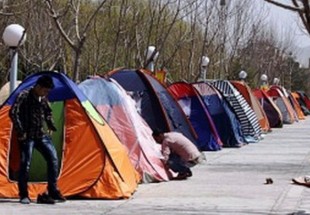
[2,118,310,215]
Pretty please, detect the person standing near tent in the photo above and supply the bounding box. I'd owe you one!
[9,75,66,204]
[152,129,203,180]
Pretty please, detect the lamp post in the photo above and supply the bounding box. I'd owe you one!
[260,74,268,90]
[239,70,247,81]
[201,56,210,82]
[145,45,159,72]
[288,51,293,91]
[219,0,226,79]
[2,24,26,93]
[273,77,280,86]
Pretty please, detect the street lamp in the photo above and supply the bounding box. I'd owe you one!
[219,0,226,79]
[273,77,280,86]
[201,56,210,82]
[260,74,268,90]
[260,74,268,81]
[288,51,293,91]
[145,45,159,72]
[239,70,247,81]
[2,24,26,93]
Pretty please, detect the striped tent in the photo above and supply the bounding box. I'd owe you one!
[211,80,262,143]
[231,81,271,133]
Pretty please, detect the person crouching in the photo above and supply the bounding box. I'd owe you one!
[152,129,203,180]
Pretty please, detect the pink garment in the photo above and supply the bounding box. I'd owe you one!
[162,132,201,162]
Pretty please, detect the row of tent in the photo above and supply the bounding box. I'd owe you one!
[0,69,309,200]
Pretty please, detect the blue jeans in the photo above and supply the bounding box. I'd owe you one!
[18,135,59,198]
[167,153,191,174]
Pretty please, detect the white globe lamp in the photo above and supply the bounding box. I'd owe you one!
[201,56,210,82]
[239,70,247,80]
[201,56,210,68]
[260,74,268,82]
[2,24,26,93]
[3,24,26,47]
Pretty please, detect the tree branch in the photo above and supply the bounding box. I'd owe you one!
[0,11,14,16]
[81,0,108,41]
[264,0,304,12]
[45,0,76,50]
[71,0,81,42]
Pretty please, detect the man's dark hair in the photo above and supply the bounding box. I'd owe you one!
[36,75,55,89]
[152,128,163,137]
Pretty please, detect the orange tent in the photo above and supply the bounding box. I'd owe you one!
[231,81,271,133]
[292,92,310,115]
[0,72,140,200]
[289,92,305,120]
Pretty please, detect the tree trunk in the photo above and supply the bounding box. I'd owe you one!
[73,48,81,82]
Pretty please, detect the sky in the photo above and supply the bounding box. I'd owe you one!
[260,1,310,66]
[262,0,310,48]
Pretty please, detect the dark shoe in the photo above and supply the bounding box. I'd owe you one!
[20,197,31,204]
[172,172,188,180]
[186,169,192,177]
[49,190,66,202]
[37,193,55,204]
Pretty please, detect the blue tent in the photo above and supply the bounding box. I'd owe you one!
[108,69,198,145]
[193,82,246,147]
[168,82,222,151]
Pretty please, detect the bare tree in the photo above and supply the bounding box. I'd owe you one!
[21,1,64,73]
[0,0,31,87]
[225,0,265,79]
[264,0,310,35]
[44,0,108,82]
[0,0,303,87]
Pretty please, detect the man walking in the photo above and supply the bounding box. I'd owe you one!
[9,75,65,204]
